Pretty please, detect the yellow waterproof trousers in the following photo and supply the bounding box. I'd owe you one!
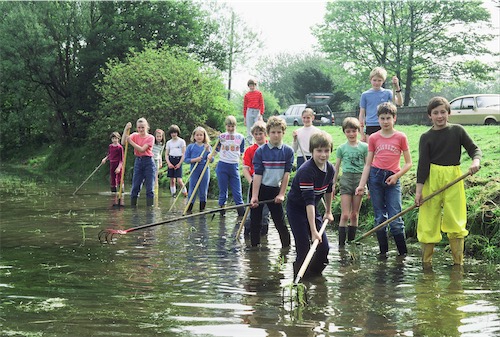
[417,164,468,243]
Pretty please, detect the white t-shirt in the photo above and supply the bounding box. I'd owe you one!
[292,125,320,157]
[166,138,186,157]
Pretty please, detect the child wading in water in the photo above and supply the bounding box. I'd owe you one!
[165,124,187,197]
[122,118,156,207]
[416,97,481,266]
[333,117,368,247]
[152,129,165,196]
[356,102,412,258]
[184,127,212,213]
[249,116,294,248]
[287,131,335,278]
[102,131,124,193]
[209,115,245,216]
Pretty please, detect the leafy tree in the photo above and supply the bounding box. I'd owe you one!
[257,53,351,109]
[92,46,229,150]
[313,0,497,106]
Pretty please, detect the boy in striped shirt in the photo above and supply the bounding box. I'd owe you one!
[249,116,294,248]
[287,131,335,278]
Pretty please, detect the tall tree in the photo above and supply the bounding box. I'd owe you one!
[313,0,496,106]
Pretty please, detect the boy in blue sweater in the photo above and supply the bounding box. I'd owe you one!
[250,116,294,248]
[287,131,335,278]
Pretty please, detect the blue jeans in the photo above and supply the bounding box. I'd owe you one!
[215,161,244,207]
[131,156,156,199]
[296,155,311,170]
[368,167,404,236]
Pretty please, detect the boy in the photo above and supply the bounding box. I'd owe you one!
[292,108,320,169]
[250,116,294,248]
[415,97,481,266]
[333,117,368,248]
[355,102,412,257]
[287,131,335,278]
[358,67,402,143]
[165,124,187,197]
[242,121,270,237]
[243,79,265,145]
[209,115,245,216]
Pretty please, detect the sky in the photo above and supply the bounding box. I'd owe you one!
[225,0,500,92]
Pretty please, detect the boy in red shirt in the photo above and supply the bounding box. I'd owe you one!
[243,79,265,145]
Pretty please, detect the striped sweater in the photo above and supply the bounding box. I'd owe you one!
[253,143,294,187]
[287,159,335,208]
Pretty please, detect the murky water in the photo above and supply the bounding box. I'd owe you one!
[1,174,499,337]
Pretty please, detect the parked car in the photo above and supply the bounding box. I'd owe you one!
[449,94,500,125]
[278,93,335,126]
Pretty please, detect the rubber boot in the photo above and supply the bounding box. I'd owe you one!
[449,238,464,265]
[199,201,206,211]
[146,198,154,207]
[131,197,138,208]
[422,243,435,264]
[376,230,389,257]
[347,226,357,242]
[186,203,194,214]
[237,206,245,217]
[338,227,347,248]
[393,233,408,256]
[219,205,226,216]
[111,186,117,193]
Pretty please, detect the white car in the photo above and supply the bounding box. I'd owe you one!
[449,94,500,125]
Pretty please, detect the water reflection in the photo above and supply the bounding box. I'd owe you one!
[1,177,499,337]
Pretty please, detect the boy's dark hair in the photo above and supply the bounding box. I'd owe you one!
[247,79,257,86]
[110,131,121,139]
[427,96,451,115]
[309,131,333,152]
[251,121,267,135]
[342,117,361,132]
[266,116,287,134]
[168,124,181,136]
[377,102,397,117]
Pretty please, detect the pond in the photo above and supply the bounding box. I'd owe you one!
[1,172,499,337]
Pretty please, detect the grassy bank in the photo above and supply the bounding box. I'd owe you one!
[5,124,500,261]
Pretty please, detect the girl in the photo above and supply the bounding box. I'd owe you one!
[101,131,123,193]
[152,129,165,172]
[122,118,156,207]
[184,127,212,212]
[165,124,187,197]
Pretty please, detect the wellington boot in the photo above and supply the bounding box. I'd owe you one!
[449,238,464,265]
[376,230,389,256]
[131,197,138,208]
[338,227,347,248]
[199,201,206,211]
[422,243,435,264]
[111,186,117,193]
[146,198,154,207]
[393,233,408,256]
[186,203,194,214]
[347,226,357,242]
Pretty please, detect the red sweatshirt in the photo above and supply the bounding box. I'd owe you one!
[243,90,265,117]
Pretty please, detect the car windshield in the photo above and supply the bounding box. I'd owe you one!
[477,95,500,108]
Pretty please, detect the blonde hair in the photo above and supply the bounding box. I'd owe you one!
[251,121,267,135]
[154,129,165,145]
[309,131,333,152]
[370,67,387,81]
[266,116,287,134]
[136,117,150,131]
[302,108,315,118]
[342,117,361,132]
[190,126,210,144]
[225,115,237,126]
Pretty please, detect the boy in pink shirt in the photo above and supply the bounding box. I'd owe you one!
[355,102,412,258]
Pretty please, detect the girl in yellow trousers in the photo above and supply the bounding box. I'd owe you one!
[415,97,481,266]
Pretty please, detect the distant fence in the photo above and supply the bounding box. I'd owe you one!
[333,106,432,126]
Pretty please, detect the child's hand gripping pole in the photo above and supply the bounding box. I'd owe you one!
[182,138,220,215]
[168,147,207,212]
[294,218,329,285]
